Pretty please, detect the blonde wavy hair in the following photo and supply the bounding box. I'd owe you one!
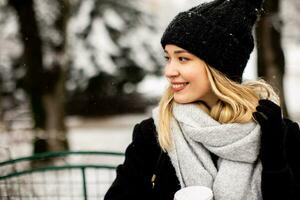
[157,64,280,151]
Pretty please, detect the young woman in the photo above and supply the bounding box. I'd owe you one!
[104,0,300,199]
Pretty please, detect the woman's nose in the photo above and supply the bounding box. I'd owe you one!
[164,63,180,78]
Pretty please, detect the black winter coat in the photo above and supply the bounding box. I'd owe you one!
[104,118,300,200]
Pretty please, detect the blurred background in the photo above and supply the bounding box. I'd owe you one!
[0,0,299,158]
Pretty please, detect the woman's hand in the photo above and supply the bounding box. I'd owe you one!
[253,99,287,170]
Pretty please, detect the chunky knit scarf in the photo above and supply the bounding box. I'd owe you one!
[153,103,262,200]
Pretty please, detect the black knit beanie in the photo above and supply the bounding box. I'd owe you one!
[161,0,264,83]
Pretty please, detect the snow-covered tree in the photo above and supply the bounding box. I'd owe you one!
[67,0,161,94]
[0,0,164,153]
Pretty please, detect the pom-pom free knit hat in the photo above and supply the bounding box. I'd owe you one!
[161,0,264,83]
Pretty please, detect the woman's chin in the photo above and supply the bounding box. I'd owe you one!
[173,95,194,104]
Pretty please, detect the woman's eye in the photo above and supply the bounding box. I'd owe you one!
[164,56,170,61]
[179,57,189,62]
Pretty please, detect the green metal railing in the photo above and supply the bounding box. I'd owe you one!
[0,151,124,200]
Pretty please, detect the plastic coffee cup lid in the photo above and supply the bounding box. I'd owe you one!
[174,186,213,200]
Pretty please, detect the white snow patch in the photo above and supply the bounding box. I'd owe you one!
[103,9,126,31]
[70,40,96,77]
[137,75,168,98]
[69,0,94,33]
[87,18,119,74]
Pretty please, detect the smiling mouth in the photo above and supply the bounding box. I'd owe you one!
[171,82,189,92]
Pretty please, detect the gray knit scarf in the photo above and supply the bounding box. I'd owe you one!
[152,103,262,200]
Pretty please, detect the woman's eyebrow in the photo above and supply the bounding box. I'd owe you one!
[164,50,188,54]
[174,50,188,54]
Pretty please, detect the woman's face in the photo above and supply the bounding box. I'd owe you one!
[164,44,218,107]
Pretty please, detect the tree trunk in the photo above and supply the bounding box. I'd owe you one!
[9,0,69,153]
[8,0,47,133]
[43,0,70,152]
[256,0,289,117]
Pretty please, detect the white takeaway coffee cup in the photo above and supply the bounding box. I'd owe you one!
[174,186,213,200]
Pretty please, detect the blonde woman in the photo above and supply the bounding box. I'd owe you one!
[104,0,300,199]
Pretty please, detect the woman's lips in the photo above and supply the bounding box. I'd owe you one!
[171,82,189,92]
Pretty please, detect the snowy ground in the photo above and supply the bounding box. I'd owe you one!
[0,112,150,161]
[67,113,150,153]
